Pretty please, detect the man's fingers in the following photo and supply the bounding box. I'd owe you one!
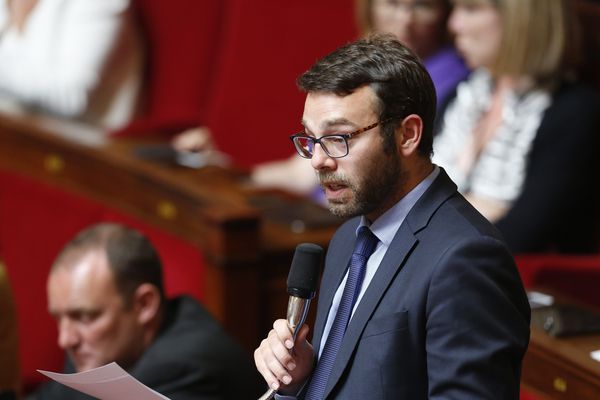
[254,336,293,390]
[267,326,296,370]
[273,319,295,349]
[254,343,283,390]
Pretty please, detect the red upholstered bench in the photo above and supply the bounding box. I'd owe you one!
[516,253,600,309]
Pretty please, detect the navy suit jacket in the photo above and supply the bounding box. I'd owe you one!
[307,169,530,399]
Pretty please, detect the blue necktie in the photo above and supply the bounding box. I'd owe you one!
[305,226,379,400]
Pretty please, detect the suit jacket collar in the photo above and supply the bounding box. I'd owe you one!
[316,168,457,399]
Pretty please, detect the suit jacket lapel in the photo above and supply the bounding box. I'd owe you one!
[321,168,458,399]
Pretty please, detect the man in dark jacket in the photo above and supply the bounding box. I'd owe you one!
[36,223,262,400]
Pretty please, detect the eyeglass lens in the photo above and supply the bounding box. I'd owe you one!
[293,136,348,158]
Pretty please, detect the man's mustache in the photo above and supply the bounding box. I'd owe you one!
[317,171,351,186]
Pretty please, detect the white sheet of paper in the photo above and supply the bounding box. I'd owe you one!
[38,362,170,400]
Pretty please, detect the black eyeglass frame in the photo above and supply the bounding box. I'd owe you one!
[289,118,395,159]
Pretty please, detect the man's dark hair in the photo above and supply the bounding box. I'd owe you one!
[52,223,165,306]
[297,33,437,156]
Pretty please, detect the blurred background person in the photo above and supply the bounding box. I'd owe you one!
[0,0,143,131]
[34,223,263,400]
[0,261,19,400]
[250,0,469,197]
[356,0,469,107]
[432,0,600,253]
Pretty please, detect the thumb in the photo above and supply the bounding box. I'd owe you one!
[295,324,311,346]
[292,324,314,362]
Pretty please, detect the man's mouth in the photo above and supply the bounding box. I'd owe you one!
[321,181,349,200]
[323,182,344,190]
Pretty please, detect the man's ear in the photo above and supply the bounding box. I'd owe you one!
[397,114,423,157]
[133,283,161,325]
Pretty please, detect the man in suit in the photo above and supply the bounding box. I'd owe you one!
[36,223,263,400]
[254,34,530,399]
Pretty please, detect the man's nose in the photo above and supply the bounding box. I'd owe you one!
[310,143,336,171]
[57,319,80,350]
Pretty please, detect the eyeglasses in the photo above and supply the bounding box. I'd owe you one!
[290,119,390,159]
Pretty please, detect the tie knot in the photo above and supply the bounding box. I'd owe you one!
[354,226,378,259]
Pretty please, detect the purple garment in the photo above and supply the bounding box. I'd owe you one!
[311,184,327,204]
[424,46,470,108]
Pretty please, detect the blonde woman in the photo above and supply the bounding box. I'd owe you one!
[433,0,600,253]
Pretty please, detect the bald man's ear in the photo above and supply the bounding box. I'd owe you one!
[397,114,423,157]
[133,283,162,325]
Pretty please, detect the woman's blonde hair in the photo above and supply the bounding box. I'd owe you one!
[488,0,581,82]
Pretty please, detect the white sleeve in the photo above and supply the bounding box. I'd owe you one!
[0,0,130,117]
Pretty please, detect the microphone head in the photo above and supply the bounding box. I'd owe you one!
[287,243,323,299]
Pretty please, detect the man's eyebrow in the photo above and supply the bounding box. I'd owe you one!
[300,117,358,132]
[49,306,97,316]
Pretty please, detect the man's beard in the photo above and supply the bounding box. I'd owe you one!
[318,150,403,219]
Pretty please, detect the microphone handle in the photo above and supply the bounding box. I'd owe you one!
[287,296,311,340]
[257,296,312,400]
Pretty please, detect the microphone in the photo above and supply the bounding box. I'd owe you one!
[258,243,323,400]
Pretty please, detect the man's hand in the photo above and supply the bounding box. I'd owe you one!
[171,126,216,153]
[254,319,315,395]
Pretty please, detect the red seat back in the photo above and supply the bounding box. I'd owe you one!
[207,0,358,167]
[116,0,228,136]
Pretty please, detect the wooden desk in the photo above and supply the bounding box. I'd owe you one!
[522,301,600,399]
[0,111,339,351]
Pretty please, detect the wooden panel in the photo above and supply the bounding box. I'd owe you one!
[523,328,600,399]
[522,290,600,400]
[0,113,259,264]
